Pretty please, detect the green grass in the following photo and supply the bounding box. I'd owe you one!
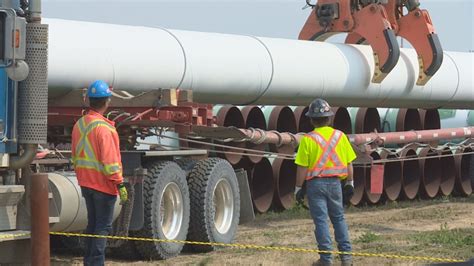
[355,225,474,260]
[197,256,213,266]
[346,195,474,213]
[254,195,474,222]
[355,232,382,244]
[256,204,311,221]
[411,226,474,251]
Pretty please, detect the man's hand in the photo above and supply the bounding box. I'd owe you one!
[342,180,354,205]
[295,181,306,204]
[117,183,128,205]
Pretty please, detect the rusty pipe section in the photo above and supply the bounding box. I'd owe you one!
[349,127,474,146]
[271,158,296,210]
[379,150,402,201]
[262,106,297,155]
[400,148,420,200]
[419,109,441,130]
[439,148,456,196]
[214,105,245,165]
[31,173,50,265]
[293,106,352,134]
[350,108,381,134]
[419,109,441,146]
[417,147,441,198]
[250,157,274,213]
[240,106,267,164]
[454,147,473,196]
[238,126,474,147]
[293,106,312,133]
[350,166,366,206]
[332,107,352,134]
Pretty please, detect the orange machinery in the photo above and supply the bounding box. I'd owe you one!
[299,0,443,85]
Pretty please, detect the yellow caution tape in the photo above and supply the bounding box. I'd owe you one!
[49,232,465,263]
[0,231,465,263]
[0,233,31,240]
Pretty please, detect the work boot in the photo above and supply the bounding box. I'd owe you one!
[312,259,333,266]
[340,259,353,266]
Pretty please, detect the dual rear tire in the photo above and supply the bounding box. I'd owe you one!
[132,158,240,259]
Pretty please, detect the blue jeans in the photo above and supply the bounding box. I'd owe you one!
[81,187,117,266]
[307,178,352,263]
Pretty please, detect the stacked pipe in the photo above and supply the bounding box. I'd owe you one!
[347,108,467,205]
[212,105,354,212]
[214,105,298,212]
[210,106,471,210]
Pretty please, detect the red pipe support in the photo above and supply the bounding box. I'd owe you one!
[365,152,383,204]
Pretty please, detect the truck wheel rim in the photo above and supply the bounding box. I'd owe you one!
[160,182,183,240]
[213,178,234,234]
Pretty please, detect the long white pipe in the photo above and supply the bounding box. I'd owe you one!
[45,19,474,109]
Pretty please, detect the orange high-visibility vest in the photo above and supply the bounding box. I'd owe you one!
[71,110,123,195]
[305,130,348,179]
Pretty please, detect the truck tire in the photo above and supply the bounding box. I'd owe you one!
[176,158,198,175]
[135,161,190,259]
[187,158,240,252]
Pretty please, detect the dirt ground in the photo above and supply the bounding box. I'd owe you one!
[52,196,474,266]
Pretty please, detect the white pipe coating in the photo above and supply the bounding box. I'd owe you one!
[45,19,474,109]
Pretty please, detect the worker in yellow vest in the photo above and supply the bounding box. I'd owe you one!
[294,98,355,266]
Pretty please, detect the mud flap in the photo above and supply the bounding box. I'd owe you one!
[235,168,255,224]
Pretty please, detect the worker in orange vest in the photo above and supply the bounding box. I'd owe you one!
[71,80,128,266]
[294,98,355,266]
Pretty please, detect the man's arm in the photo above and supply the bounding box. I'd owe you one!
[347,163,353,181]
[296,166,307,187]
[97,127,123,185]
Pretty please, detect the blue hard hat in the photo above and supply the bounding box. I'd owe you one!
[87,80,112,98]
[305,98,334,118]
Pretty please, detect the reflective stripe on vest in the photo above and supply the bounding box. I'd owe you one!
[73,117,120,175]
[305,130,348,178]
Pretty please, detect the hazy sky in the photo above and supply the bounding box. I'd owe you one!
[42,0,473,52]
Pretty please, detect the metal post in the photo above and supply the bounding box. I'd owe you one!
[30,173,50,266]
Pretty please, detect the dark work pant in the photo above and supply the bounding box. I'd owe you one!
[81,187,116,266]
